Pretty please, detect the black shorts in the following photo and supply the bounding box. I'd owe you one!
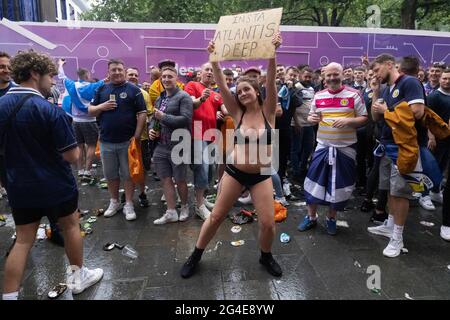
[225,165,271,189]
[11,193,79,226]
[73,121,99,145]
[141,139,151,171]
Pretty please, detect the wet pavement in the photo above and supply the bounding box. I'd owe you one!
[1,170,450,300]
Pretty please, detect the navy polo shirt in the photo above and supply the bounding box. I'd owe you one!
[0,87,78,208]
[427,89,450,124]
[0,81,17,98]
[380,75,427,146]
[91,82,146,143]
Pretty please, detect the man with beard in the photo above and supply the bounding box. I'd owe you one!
[290,67,316,185]
[427,69,450,240]
[368,54,426,257]
[0,50,103,299]
[424,62,446,96]
[89,59,147,221]
[126,67,153,208]
[298,63,367,235]
[343,65,354,86]
[0,52,16,200]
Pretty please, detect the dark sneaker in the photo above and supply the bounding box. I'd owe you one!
[370,211,388,225]
[259,256,282,277]
[326,217,337,235]
[297,215,318,232]
[180,256,200,279]
[138,193,149,207]
[360,199,375,212]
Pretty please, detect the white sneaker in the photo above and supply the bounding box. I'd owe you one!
[179,204,190,222]
[367,220,393,238]
[275,197,289,207]
[430,191,443,205]
[383,238,404,258]
[440,225,450,241]
[123,203,137,221]
[78,170,85,177]
[104,200,122,217]
[238,194,252,205]
[412,192,421,199]
[0,187,7,196]
[196,204,211,221]
[419,195,436,211]
[153,210,178,225]
[283,183,291,197]
[67,266,103,295]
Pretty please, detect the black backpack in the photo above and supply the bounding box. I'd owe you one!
[0,94,33,186]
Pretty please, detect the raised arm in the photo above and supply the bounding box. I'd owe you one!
[207,42,241,119]
[263,33,282,119]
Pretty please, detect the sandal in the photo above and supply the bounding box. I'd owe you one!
[103,242,124,251]
[47,283,67,299]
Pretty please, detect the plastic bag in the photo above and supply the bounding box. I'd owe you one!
[274,200,287,222]
[128,138,145,185]
[95,140,100,159]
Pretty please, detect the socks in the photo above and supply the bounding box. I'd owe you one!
[192,247,204,261]
[261,251,273,261]
[393,224,404,241]
[2,291,19,300]
[386,215,394,228]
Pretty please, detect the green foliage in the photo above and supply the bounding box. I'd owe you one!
[82,0,450,31]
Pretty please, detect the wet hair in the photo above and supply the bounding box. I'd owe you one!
[373,54,396,65]
[127,66,139,73]
[400,55,420,76]
[235,76,263,109]
[286,66,300,74]
[223,69,234,77]
[161,66,178,75]
[77,68,90,80]
[108,59,124,68]
[10,50,56,84]
[343,65,353,71]
[0,51,11,59]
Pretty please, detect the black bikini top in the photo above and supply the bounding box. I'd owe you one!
[234,110,273,145]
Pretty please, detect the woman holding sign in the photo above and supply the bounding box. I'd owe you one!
[181,33,283,278]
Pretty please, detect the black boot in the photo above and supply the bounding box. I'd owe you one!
[259,252,282,277]
[180,247,203,279]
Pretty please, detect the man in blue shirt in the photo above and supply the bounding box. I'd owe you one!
[0,51,16,200]
[89,59,147,221]
[0,50,103,300]
[369,54,426,258]
[58,59,104,181]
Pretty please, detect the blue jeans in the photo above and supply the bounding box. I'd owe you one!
[192,140,213,189]
[290,126,315,180]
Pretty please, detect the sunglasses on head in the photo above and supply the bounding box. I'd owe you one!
[432,62,446,68]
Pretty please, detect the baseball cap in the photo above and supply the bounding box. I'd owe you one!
[243,66,261,75]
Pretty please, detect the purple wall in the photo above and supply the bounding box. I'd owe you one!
[1,20,449,81]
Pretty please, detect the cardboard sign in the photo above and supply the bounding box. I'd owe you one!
[210,8,283,62]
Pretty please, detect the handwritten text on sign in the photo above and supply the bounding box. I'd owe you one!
[210,8,283,62]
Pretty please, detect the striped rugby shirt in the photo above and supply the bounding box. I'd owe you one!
[310,86,367,147]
